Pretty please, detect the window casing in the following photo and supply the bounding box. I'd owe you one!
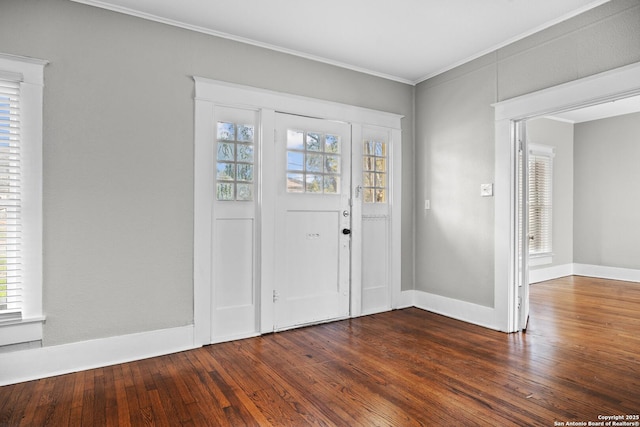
[0,53,46,347]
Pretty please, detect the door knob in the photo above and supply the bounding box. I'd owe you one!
[342,229,351,235]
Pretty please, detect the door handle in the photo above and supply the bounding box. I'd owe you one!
[342,229,351,235]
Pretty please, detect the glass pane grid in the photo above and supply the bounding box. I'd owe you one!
[216,121,255,201]
[286,130,341,194]
[363,140,387,203]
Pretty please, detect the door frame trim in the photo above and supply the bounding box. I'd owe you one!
[493,61,640,333]
[193,77,403,345]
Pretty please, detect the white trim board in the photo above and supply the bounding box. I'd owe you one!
[397,290,415,309]
[194,77,404,346]
[573,264,640,283]
[529,263,573,284]
[0,325,195,386]
[412,290,501,332]
[493,61,640,333]
[529,263,640,284]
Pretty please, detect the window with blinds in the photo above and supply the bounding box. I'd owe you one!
[528,147,553,255]
[0,78,21,320]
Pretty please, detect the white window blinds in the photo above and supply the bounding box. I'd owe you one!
[528,148,553,255]
[0,77,21,319]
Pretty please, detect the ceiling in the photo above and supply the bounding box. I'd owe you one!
[72,0,611,85]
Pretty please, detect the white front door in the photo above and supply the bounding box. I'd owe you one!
[273,113,351,331]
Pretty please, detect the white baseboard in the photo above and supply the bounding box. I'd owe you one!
[529,263,640,284]
[529,263,573,283]
[0,325,196,386]
[396,290,415,309]
[412,290,498,331]
[573,263,640,283]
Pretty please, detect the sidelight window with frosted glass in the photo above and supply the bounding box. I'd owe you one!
[216,121,255,201]
[363,140,387,203]
[286,130,341,194]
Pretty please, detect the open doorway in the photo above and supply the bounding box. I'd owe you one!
[493,61,640,333]
[514,93,640,332]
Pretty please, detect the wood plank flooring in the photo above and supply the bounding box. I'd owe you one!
[1,275,639,426]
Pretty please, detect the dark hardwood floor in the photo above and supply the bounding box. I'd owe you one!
[1,275,639,426]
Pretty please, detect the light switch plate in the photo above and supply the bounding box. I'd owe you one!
[481,183,493,197]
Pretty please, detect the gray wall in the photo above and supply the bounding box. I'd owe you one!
[415,0,640,307]
[574,112,640,269]
[527,118,574,270]
[0,0,414,346]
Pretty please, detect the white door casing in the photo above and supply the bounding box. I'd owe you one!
[493,62,640,333]
[193,77,403,346]
[515,120,530,331]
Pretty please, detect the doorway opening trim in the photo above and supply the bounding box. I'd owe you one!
[193,77,403,346]
[493,61,640,332]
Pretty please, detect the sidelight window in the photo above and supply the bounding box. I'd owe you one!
[362,140,387,203]
[216,122,255,201]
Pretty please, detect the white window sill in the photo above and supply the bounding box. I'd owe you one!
[0,316,45,346]
[529,254,553,267]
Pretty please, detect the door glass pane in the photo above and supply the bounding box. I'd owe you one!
[286,129,341,194]
[364,141,374,155]
[237,124,254,142]
[217,183,234,200]
[363,140,388,204]
[236,164,253,182]
[237,144,254,162]
[236,183,253,201]
[216,121,255,201]
[325,155,339,173]
[217,143,235,161]
[217,162,235,180]
[324,176,339,194]
[325,134,340,153]
[287,130,304,150]
[287,173,304,192]
[364,172,374,187]
[306,153,323,172]
[217,122,235,140]
[363,188,374,203]
[287,151,304,171]
[306,174,323,193]
[364,156,374,171]
[306,133,322,151]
